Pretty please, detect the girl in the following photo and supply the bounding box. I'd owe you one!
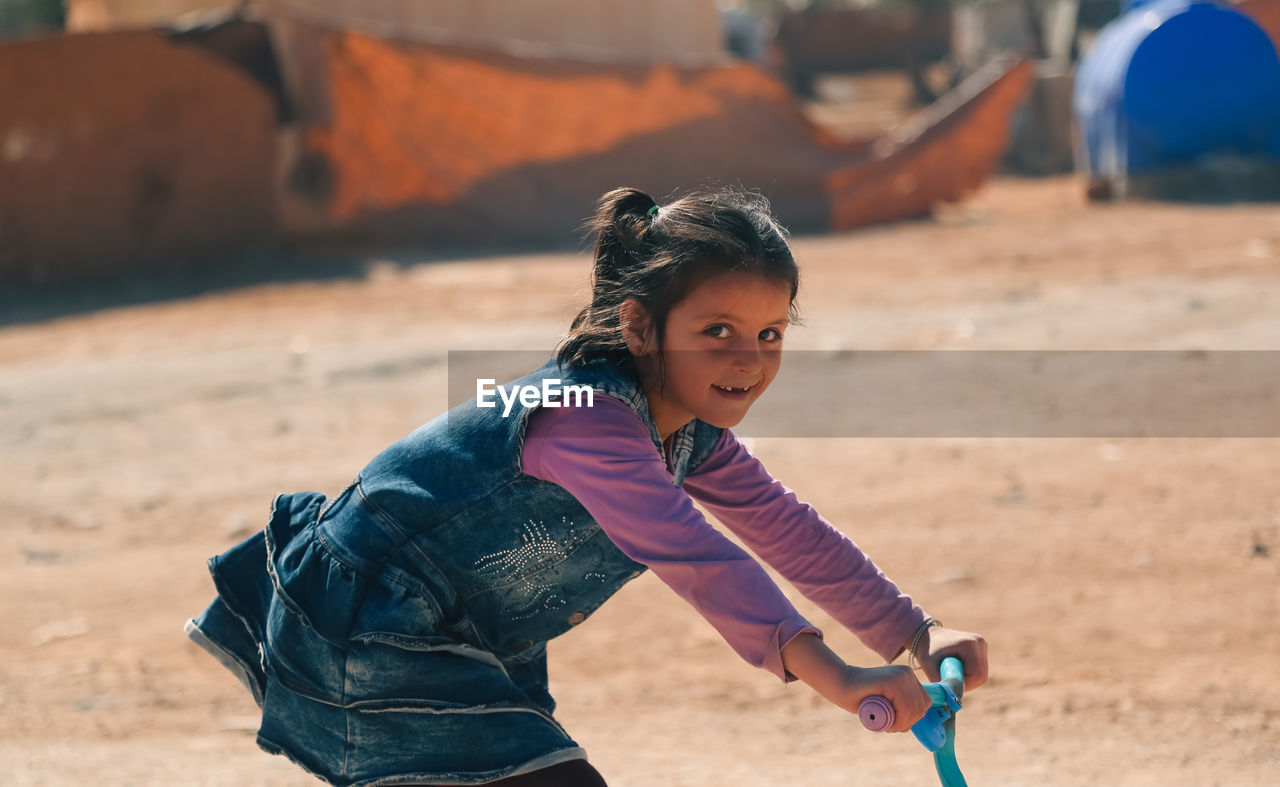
[186,186,988,786]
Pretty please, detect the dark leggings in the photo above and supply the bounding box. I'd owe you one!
[486,759,608,787]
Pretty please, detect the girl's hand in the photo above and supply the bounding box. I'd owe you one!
[781,633,930,733]
[915,626,989,691]
[841,664,933,734]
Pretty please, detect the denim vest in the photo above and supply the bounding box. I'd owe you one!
[319,354,724,661]
[188,356,725,783]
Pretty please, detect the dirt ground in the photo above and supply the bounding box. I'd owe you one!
[2,176,1278,785]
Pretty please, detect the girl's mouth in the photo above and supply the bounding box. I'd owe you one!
[711,382,756,399]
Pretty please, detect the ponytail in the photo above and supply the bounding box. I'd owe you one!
[556,185,801,383]
[587,187,661,279]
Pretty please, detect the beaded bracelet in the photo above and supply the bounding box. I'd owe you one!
[908,618,942,670]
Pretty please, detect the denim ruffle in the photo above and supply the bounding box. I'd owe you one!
[186,491,585,786]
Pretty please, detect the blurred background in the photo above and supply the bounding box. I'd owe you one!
[3,0,1275,289]
[1,1,1278,785]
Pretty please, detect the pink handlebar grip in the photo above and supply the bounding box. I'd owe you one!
[859,696,895,732]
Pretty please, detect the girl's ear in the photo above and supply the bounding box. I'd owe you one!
[619,299,656,358]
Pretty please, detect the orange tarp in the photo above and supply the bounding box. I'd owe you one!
[295,27,1031,243]
[308,34,793,218]
[827,58,1036,229]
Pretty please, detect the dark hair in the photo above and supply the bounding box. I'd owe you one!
[555,186,802,387]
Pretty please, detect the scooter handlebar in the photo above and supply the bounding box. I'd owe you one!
[859,656,965,734]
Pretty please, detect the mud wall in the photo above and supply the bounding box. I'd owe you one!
[66,0,725,63]
[260,0,723,63]
[0,30,278,285]
[64,0,229,30]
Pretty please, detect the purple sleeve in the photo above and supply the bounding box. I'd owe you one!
[521,397,820,682]
[681,430,928,663]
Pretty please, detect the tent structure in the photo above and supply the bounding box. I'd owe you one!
[4,2,1032,283]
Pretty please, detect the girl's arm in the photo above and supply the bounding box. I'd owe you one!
[684,429,989,689]
[523,399,980,723]
[681,429,926,663]
[522,397,819,683]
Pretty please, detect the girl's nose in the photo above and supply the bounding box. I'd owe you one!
[730,338,764,373]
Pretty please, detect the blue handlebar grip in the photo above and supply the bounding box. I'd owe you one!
[856,658,970,783]
[940,657,965,691]
[910,683,961,751]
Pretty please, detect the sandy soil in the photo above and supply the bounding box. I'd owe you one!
[2,177,1278,785]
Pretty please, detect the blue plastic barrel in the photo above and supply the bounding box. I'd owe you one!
[1074,0,1280,177]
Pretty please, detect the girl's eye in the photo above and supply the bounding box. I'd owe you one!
[760,328,783,342]
[704,324,732,339]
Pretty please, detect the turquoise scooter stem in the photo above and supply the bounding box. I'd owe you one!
[858,656,969,786]
[932,657,966,787]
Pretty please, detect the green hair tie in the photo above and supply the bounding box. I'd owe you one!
[647,205,660,217]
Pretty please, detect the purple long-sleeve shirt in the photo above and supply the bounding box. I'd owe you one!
[521,395,927,682]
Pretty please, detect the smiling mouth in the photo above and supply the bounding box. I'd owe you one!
[712,383,757,394]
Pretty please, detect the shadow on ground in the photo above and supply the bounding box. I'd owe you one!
[0,238,583,328]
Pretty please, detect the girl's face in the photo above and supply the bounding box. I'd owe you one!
[626,270,791,440]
